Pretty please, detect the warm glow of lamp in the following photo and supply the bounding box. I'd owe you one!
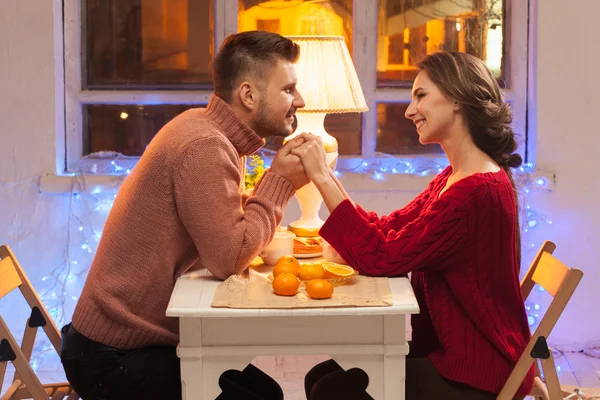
[285,36,368,237]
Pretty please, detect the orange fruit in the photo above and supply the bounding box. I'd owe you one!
[273,255,300,277]
[272,273,300,296]
[322,262,355,279]
[306,279,334,299]
[298,262,325,281]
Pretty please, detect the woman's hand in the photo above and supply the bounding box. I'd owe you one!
[290,133,329,181]
[289,132,347,212]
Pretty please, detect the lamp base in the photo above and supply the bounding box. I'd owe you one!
[288,220,322,238]
[286,112,338,237]
[288,174,327,237]
[290,152,338,237]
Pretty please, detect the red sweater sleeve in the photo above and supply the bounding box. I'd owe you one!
[355,186,430,235]
[320,182,481,277]
[354,168,449,234]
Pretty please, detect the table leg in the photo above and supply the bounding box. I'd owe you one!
[178,346,203,400]
[179,318,205,400]
[383,314,409,400]
[383,352,406,400]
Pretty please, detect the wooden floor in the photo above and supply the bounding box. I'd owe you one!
[2,351,600,399]
[549,349,600,399]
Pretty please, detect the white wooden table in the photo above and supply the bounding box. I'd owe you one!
[166,266,419,400]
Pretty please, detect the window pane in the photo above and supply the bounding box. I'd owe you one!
[84,104,203,156]
[325,113,362,155]
[239,0,353,52]
[377,0,506,87]
[85,0,214,89]
[376,103,442,154]
[239,0,359,155]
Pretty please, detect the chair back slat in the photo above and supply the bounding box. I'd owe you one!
[0,256,22,299]
[532,252,570,297]
[521,241,556,299]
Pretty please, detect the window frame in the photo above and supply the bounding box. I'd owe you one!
[61,0,530,174]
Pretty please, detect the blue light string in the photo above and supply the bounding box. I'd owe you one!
[30,153,557,370]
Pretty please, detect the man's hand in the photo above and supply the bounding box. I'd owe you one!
[290,133,328,182]
[270,137,310,189]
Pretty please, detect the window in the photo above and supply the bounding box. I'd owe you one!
[374,0,520,156]
[63,0,529,173]
[84,0,214,89]
[64,0,215,169]
[377,0,506,86]
[84,104,201,156]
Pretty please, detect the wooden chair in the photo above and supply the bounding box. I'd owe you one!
[0,245,78,399]
[497,241,584,400]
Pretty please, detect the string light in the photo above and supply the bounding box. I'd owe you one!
[12,151,559,370]
[28,152,135,369]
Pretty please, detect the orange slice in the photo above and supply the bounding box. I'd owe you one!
[322,262,356,279]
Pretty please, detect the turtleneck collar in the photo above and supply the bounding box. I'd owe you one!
[204,95,265,156]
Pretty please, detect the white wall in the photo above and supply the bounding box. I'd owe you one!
[531,0,600,349]
[0,0,597,356]
[0,0,72,339]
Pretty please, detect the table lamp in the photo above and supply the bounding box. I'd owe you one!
[285,35,368,237]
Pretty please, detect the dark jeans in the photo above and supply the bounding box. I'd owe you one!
[60,323,181,400]
[405,357,498,400]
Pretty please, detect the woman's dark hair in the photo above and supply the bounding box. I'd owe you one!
[212,30,300,103]
[418,51,522,267]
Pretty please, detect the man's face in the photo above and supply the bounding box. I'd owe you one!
[250,58,306,138]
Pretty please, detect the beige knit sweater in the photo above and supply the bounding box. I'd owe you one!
[72,95,295,349]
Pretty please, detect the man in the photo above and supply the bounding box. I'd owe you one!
[61,31,308,399]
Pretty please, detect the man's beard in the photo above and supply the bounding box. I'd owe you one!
[251,100,293,138]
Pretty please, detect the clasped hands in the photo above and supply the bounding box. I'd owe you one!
[269,133,329,190]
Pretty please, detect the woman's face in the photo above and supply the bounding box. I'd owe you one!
[405,70,459,145]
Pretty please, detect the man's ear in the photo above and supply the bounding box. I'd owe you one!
[237,82,257,111]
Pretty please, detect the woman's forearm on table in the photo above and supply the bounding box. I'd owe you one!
[328,169,353,202]
[312,172,347,213]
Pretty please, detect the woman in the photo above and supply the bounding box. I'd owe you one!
[293,52,533,400]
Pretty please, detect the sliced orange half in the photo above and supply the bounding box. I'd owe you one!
[322,262,356,278]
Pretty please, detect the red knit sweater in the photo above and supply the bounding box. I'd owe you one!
[320,167,534,397]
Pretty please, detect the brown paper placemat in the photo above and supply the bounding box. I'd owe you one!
[211,268,393,309]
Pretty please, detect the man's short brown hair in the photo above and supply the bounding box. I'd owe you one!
[212,30,300,103]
